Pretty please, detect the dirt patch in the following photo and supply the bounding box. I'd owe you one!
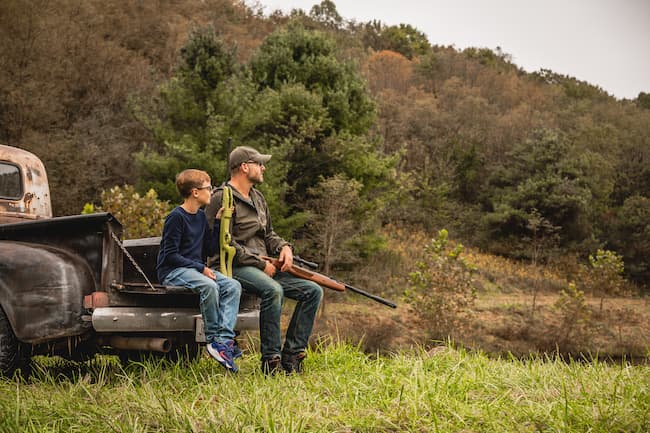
[306,293,650,360]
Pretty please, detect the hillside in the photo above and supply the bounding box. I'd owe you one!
[1,0,648,358]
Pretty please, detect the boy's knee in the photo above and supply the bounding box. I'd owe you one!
[228,279,242,296]
[199,281,219,303]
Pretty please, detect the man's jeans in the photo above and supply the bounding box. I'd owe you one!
[233,266,323,359]
[163,267,241,344]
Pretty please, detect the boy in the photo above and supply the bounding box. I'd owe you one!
[156,169,242,371]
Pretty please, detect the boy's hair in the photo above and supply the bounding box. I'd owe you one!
[176,169,210,198]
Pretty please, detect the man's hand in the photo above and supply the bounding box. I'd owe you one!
[278,245,293,272]
[202,266,216,280]
[263,260,277,277]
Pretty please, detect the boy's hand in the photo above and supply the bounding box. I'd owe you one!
[203,266,216,280]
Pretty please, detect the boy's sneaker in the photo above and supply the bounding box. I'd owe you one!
[227,340,243,359]
[281,351,306,374]
[206,341,238,372]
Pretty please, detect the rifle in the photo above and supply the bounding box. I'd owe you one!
[261,255,397,309]
[219,138,235,277]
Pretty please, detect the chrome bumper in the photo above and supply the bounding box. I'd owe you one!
[92,307,259,342]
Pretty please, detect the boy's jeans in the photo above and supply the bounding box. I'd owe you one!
[233,266,323,359]
[163,267,241,343]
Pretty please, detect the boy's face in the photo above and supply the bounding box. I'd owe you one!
[193,180,213,206]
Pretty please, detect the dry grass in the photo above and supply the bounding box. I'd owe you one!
[314,226,650,360]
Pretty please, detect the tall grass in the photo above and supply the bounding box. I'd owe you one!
[1,343,648,432]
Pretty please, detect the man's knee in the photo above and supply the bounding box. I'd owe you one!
[305,281,323,302]
[235,267,283,303]
[260,281,283,305]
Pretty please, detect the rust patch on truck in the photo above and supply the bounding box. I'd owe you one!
[0,144,52,222]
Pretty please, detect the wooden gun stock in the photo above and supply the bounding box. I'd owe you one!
[260,256,397,308]
[261,256,345,291]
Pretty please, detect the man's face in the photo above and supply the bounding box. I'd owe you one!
[243,160,265,184]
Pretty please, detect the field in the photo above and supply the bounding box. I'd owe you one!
[1,342,648,433]
[2,228,648,432]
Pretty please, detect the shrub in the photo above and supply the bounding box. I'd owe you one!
[83,185,171,239]
[553,282,592,347]
[583,249,627,312]
[406,229,477,338]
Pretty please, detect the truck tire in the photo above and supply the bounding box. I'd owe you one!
[0,306,30,377]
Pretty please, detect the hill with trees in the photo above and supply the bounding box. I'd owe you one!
[1,1,648,355]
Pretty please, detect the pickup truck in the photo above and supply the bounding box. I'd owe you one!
[0,144,259,376]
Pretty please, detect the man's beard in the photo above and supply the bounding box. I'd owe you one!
[248,172,263,185]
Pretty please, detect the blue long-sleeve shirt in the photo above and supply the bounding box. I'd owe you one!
[156,206,220,283]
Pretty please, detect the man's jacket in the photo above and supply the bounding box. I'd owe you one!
[205,184,289,271]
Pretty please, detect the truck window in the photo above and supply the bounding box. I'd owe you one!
[0,162,22,199]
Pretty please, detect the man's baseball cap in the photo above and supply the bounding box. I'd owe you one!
[229,146,272,169]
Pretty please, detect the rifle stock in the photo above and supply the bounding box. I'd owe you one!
[261,256,397,308]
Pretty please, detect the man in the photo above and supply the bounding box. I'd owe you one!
[206,146,323,374]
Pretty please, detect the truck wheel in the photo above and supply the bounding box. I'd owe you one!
[0,307,30,377]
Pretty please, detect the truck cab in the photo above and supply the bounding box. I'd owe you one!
[0,145,52,223]
[0,144,258,376]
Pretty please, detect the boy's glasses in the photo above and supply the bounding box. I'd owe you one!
[195,185,213,191]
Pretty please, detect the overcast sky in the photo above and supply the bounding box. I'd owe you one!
[258,0,650,100]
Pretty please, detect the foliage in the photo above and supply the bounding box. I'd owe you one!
[407,229,477,338]
[583,249,627,311]
[637,91,650,109]
[249,22,376,136]
[2,0,650,288]
[304,174,364,272]
[362,21,431,60]
[609,196,650,283]
[483,129,600,257]
[136,21,393,247]
[83,185,171,239]
[134,26,238,201]
[364,50,413,94]
[524,208,562,266]
[309,0,343,29]
[553,283,592,345]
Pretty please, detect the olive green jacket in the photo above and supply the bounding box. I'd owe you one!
[205,184,289,271]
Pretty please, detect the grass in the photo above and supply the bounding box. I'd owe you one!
[1,343,648,432]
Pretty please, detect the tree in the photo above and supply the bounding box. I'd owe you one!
[406,229,476,338]
[135,26,239,201]
[305,175,362,273]
[362,22,430,60]
[136,23,394,247]
[249,23,375,135]
[364,50,413,95]
[309,0,343,29]
[483,129,598,257]
[247,23,393,209]
[525,208,561,314]
[609,195,650,284]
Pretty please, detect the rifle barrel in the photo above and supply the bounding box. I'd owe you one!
[294,256,318,269]
[344,284,397,308]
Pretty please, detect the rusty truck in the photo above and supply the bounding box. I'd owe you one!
[0,144,258,376]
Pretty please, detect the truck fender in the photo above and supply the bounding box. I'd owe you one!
[0,241,96,344]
